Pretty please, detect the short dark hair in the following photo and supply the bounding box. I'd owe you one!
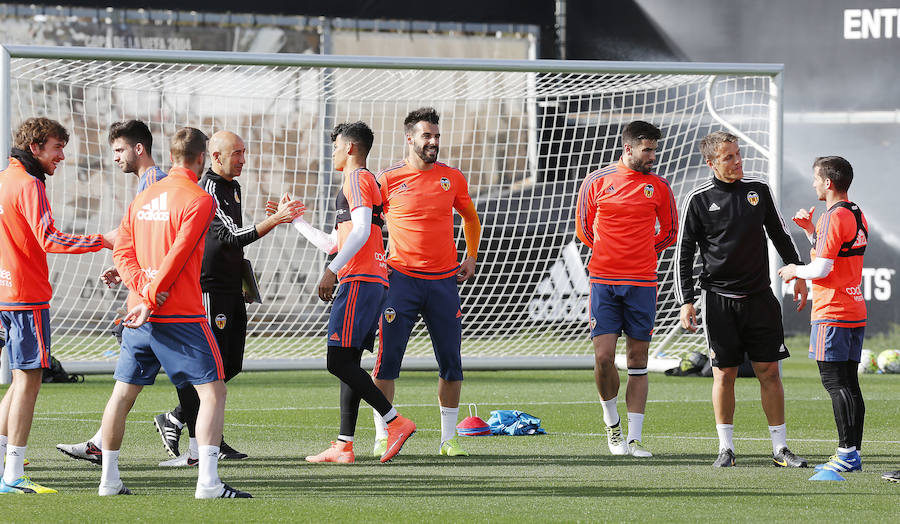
[170,127,208,164]
[622,120,662,147]
[404,107,440,134]
[331,121,374,155]
[813,156,854,192]
[699,131,739,163]
[108,120,153,155]
[13,117,69,150]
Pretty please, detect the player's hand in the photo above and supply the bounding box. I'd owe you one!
[792,206,815,234]
[680,303,698,333]
[275,195,305,223]
[99,266,122,287]
[793,277,808,312]
[265,200,278,217]
[155,291,169,307]
[101,228,118,249]
[778,264,797,282]
[318,268,337,302]
[123,303,151,328]
[457,256,476,283]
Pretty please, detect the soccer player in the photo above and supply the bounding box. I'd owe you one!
[574,120,677,458]
[370,107,481,458]
[97,127,250,498]
[153,130,303,466]
[56,119,167,465]
[0,117,112,494]
[676,131,808,468]
[287,121,416,463]
[779,156,867,473]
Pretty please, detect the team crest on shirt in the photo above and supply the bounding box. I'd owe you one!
[440,177,451,191]
[215,314,227,329]
[384,307,396,323]
[590,317,596,330]
[643,184,654,198]
[234,190,240,203]
[746,191,759,206]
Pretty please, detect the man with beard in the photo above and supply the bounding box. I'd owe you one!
[56,120,168,465]
[575,121,677,458]
[371,107,481,458]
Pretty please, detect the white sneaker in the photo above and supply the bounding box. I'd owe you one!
[195,482,252,499]
[605,424,629,455]
[98,480,132,496]
[628,440,653,457]
[56,441,103,465]
[159,452,198,467]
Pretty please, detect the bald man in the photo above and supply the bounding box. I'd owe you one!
[154,131,304,466]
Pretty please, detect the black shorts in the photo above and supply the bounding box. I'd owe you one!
[701,289,788,368]
[203,291,247,381]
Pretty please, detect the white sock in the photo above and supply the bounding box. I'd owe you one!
[768,424,787,454]
[188,437,198,458]
[90,427,103,447]
[0,435,7,461]
[3,445,26,483]
[600,396,620,427]
[716,423,734,452]
[382,407,398,423]
[101,449,120,485]
[338,435,354,443]
[838,446,856,455]
[440,406,459,444]
[374,410,388,440]
[626,412,644,443]
[197,445,221,488]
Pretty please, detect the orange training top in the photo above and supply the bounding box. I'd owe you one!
[811,201,867,327]
[0,158,106,310]
[377,160,474,279]
[575,159,677,286]
[335,168,388,286]
[113,166,215,323]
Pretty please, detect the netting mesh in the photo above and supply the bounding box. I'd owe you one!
[5,56,775,363]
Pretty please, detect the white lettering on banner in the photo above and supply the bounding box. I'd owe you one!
[844,8,900,39]
[528,241,591,322]
[781,267,895,301]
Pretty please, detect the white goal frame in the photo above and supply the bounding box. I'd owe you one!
[0,45,783,379]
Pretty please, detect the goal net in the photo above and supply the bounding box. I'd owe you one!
[0,46,782,370]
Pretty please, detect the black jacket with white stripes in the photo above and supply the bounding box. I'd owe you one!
[199,169,260,295]
[675,176,801,305]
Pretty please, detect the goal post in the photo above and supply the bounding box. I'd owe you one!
[0,45,783,376]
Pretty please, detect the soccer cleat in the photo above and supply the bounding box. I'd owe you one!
[56,441,103,466]
[439,437,470,457]
[195,482,253,499]
[0,476,57,494]
[218,439,248,460]
[159,452,198,467]
[305,441,355,463]
[373,438,387,458]
[605,423,629,455]
[773,448,808,468]
[713,448,736,467]
[381,415,416,463]
[98,480,132,496]
[628,440,653,458]
[23,458,30,466]
[881,470,900,483]
[816,450,861,473]
[153,412,182,458]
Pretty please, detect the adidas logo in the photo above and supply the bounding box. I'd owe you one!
[528,241,590,322]
[329,333,341,341]
[456,309,462,319]
[136,193,170,221]
[851,230,867,249]
[709,202,721,212]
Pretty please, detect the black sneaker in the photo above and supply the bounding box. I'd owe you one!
[713,448,736,467]
[219,439,248,460]
[773,448,808,468]
[153,412,182,458]
[882,470,900,483]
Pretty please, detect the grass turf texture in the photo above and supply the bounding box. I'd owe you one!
[3,355,899,522]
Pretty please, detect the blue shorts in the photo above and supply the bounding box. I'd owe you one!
[809,323,865,362]
[0,309,51,370]
[328,280,387,351]
[115,321,225,388]
[589,283,656,341]
[374,271,463,381]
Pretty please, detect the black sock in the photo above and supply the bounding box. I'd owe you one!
[175,384,201,439]
[326,346,393,436]
[818,360,865,450]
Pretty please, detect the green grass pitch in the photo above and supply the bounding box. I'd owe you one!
[3,353,899,522]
